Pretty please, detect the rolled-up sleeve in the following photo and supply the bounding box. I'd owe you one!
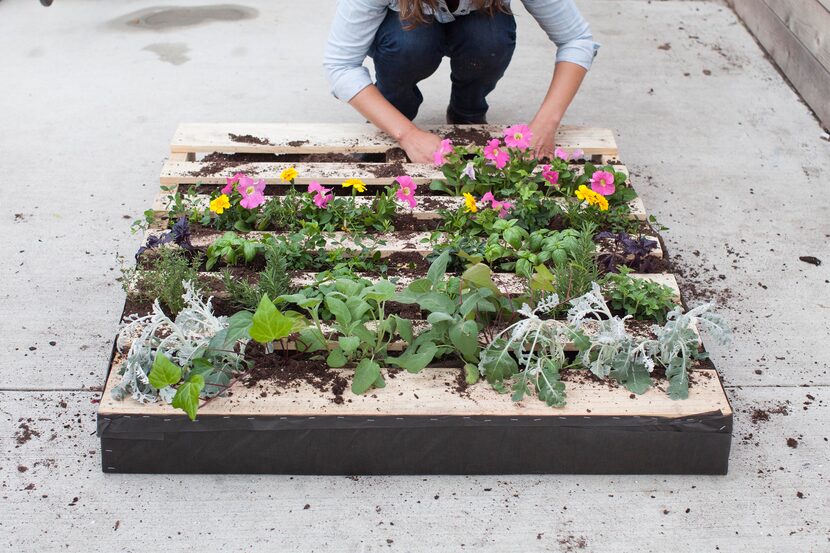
[520,0,600,70]
[324,0,389,102]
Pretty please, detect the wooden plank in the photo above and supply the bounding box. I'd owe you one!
[172,229,665,259]
[160,161,444,186]
[761,0,830,71]
[98,360,729,418]
[729,0,830,128]
[171,123,618,156]
[159,160,630,186]
[152,192,648,222]
[197,270,682,302]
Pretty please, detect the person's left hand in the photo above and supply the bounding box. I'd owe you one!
[528,118,560,160]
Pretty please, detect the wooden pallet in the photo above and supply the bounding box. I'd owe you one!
[98,123,732,475]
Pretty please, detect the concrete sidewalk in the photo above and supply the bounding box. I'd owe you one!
[1,0,828,551]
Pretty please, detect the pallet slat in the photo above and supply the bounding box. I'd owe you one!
[173,229,664,258]
[171,123,618,156]
[152,192,648,222]
[99,360,728,418]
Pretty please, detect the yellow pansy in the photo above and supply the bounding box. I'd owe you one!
[463,192,478,213]
[209,194,231,215]
[574,185,609,211]
[342,178,367,193]
[594,194,609,211]
[280,167,298,182]
[575,185,591,202]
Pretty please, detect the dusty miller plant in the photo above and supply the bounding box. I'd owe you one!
[480,283,731,406]
[112,281,247,405]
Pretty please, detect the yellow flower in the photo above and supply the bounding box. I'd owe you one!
[280,167,298,182]
[575,185,591,202]
[342,178,367,193]
[209,194,231,215]
[463,192,478,213]
[574,185,609,211]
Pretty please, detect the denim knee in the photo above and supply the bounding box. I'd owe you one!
[371,11,444,73]
[447,11,516,71]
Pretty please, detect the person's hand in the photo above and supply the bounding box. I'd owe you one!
[528,118,560,160]
[399,126,443,164]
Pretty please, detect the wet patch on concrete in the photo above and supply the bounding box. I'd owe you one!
[142,42,191,65]
[111,4,258,31]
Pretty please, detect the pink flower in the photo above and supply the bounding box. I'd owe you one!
[496,201,513,218]
[239,178,266,209]
[395,175,418,209]
[591,170,616,196]
[433,139,453,166]
[313,190,332,209]
[503,124,532,150]
[308,180,332,208]
[480,192,513,218]
[484,139,510,169]
[480,191,495,205]
[222,173,249,195]
[571,149,585,160]
[554,148,570,161]
[542,164,559,186]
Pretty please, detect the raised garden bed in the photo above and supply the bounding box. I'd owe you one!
[99,123,733,474]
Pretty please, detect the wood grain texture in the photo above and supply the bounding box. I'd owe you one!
[762,0,830,70]
[171,123,618,155]
[729,0,830,128]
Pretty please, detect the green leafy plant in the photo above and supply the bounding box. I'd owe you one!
[602,267,677,323]
[121,248,203,315]
[222,239,292,311]
[114,281,249,420]
[206,231,267,270]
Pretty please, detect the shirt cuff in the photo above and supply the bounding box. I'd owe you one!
[329,66,374,102]
[555,40,601,71]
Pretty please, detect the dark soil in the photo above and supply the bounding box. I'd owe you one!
[15,419,41,445]
[442,126,495,145]
[228,133,273,146]
[244,344,348,404]
[798,256,821,266]
[750,403,789,424]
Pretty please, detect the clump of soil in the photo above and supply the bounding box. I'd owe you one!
[750,403,789,424]
[442,126,494,145]
[786,437,798,448]
[228,133,273,146]
[15,419,41,445]
[244,345,347,404]
[798,256,821,266]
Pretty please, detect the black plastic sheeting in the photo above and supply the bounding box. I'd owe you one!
[99,411,732,474]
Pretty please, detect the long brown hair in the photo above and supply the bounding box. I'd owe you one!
[399,0,509,27]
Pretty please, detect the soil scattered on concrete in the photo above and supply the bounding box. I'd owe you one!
[15,419,41,445]
[786,437,798,448]
[798,256,821,266]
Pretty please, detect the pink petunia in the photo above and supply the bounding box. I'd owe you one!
[484,139,510,169]
[554,148,570,161]
[395,175,418,208]
[571,149,585,160]
[222,173,249,195]
[496,201,513,218]
[313,190,332,209]
[480,191,495,205]
[239,178,266,209]
[542,164,560,187]
[308,181,325,194]
[590,170,616,196]
[433,139,453,166]
[503,124,533,150]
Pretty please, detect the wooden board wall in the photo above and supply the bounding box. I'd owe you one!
[729,0,830,129]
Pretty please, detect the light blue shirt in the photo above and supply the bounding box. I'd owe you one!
[324,0,600,101]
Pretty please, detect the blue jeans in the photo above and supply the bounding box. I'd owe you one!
[370,9,517,122]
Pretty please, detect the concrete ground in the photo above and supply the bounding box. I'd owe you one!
[1,0,828,550]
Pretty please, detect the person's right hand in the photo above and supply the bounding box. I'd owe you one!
[399,126,443,164]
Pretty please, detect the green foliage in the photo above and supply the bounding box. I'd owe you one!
[529,223,599,312]
[222,240,291,310]
[122,248,202,315]
[602,267,677,323]
[206,231,266,270]
[249,295,300,347]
